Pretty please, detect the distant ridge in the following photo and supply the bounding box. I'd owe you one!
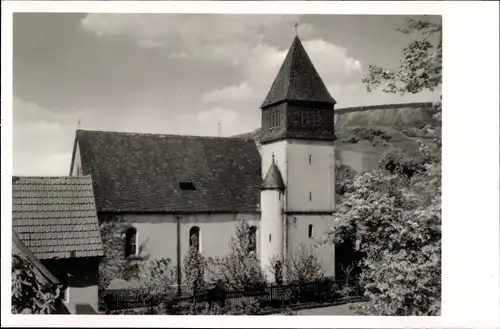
[234,102,437,140]
[234,102,439,173]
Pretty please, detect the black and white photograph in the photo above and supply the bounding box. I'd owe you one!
[1,1,499,327]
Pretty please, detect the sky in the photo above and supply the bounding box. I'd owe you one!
[12,13,441,176]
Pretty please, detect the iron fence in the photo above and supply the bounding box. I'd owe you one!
[102,277,362,313]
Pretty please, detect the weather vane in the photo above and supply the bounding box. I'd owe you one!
[77,118,81,129]
[294,21,299,36]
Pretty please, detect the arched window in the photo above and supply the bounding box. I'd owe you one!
[189,226,201,251]
[124,227,137,258]
[248,226,257,252]
[308,224,313,238]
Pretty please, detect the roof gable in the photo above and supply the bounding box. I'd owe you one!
[77,130,262,213]
[12,230,60,284]
[12,176,104,260]
[261,36,336,109]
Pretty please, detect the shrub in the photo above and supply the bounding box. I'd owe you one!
[134,257,176,309]
[227,297,261,315]
[207,217,267,291]
[11,254,63,314]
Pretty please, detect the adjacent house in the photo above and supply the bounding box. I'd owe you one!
[12,176,104,314]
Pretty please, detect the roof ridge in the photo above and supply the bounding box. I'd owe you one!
[77,129,256,141]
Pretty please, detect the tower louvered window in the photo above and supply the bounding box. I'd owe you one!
[301,111,321,127]
[270,110,279,128]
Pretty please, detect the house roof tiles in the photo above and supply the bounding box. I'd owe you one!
[12,176,104,260]
[75,130,262,213]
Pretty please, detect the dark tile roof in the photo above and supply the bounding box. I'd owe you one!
[76,130,262,213]
[261,36,336,109]
[261,157,285,191]
[12,230,60,285]
[12,176,104,260]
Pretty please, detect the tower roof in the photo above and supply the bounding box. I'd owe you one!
[261,156,285,190]
[260,36,336,109]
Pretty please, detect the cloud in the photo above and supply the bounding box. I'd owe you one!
[80,14,367,106]
[13,97,82,176]
[201,39,364,104]
[202,83,256,103]
[168,52,188,59]
[80,14,312,57]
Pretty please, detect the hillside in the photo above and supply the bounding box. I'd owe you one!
[234,102,440,173]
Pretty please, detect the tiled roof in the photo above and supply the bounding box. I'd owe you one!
[76,130,262,213]
[12,230,60,285]
[12,176,104,260]
[262,157,285,191]
[261,36,336,109]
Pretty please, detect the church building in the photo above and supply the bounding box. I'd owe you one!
[69,36,338,284]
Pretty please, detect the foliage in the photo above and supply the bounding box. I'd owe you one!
[184,235,207,296]
[98,215,149,295]
[362,18,442,96]
[282,308,298,315]
[11,254,63,314]
[268,244,330,303]
[134,257,177,308]
[335,164,357,197]
[226,297,262,315]
[184,235,207,314]
[327,137,441,315]
[284,244,325,284]
[344,128,392,146]
[207,216,267,291]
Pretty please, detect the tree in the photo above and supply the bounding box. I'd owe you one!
[134,257,177,312]
[184,235,207,313]
[207,217,266,291]
[268,244,331,303]
[328,139,441,315]
[363,18,442,97]
[285,244,325,284]
[98,215,149,302]
[11,254,63,314]
[335,164,357,197]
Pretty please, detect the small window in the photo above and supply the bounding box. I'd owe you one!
[179,181,196,190]
[189,226,201,252]
[124,227,138,258]
[269,234,272,242]
[76,165,81,176]
[308,224,313,238]
[301,111,321,127]
[312,111,321,127]
[301,111,309,126]
[270,110,279,128]
[248,226,257,252]
[309,154,312,164]
[309,192,312,201]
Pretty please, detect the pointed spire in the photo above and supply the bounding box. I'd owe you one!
[261,156,285,191]
[260,36,336,109]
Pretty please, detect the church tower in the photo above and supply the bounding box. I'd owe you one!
[259,35,337,278]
